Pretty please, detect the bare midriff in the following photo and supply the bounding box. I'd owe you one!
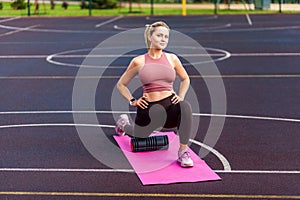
[143,90,173,102]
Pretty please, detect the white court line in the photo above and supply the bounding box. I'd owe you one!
[1,20,300,34]
[0,25,39,38]
[0,112,299,174]
[190,74,300,78]
[0,55,46,59]
[1,74,300,79]
[203,25,300,33]
[0,24,101,34]
[0,123,114,129]
[1,110,300,124]
[0,74,299,79]
[0,168,299,174]
[113,25,128,31]
[241,2,252,26]
[53,53,226,57]
[44,47,231,69]
[0,168,134,173]
[114,23,232,31]
[196,23,232,30]
[195,113,300,123]
[215,170,300,174]
[231,52,300,56]
[1,52,300,59]
[0,17,20,23]
[245,14,253,26]
[95,16,123,28]
[191,139,231,171]
[0,122,231,171]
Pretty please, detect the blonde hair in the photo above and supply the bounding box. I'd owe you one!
[144,21,170,49]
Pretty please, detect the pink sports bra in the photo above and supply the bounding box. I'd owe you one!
[139,52,176,93]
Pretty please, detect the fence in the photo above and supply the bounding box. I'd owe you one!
[0,0,300,16]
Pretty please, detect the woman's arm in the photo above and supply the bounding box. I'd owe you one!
[117,55,149,109]
[117,57,141,102]
[170,53,190,103]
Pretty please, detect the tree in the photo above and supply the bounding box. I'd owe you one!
[80,0,117,9]
[11,0,26,9]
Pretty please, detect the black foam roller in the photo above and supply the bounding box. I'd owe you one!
[130,135,169,152]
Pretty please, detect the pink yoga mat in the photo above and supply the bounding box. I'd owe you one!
[114,132,221,185]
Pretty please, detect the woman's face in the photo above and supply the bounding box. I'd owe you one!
[149,26,169,50]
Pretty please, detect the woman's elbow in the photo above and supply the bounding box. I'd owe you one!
[116,81,122,91]
[183,76,190,84]
[117,81,125,91]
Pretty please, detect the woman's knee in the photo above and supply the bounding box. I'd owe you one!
[179,100,192,114]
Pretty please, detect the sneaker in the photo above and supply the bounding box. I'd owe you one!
[115,114,130,136]
[178,149,194,168]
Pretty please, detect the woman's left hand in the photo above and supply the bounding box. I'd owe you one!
[171,93,182,104]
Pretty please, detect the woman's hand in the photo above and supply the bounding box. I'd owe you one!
[132,96,149,109]
[171,93,183,104]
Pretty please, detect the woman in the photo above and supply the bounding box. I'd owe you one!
[115,21,194,168]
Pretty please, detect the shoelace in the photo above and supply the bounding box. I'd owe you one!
[120,118,129,126]
[180,151,191,160]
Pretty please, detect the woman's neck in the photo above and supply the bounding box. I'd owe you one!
[147,49,163,59]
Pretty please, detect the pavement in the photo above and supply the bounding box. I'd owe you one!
[2,0,300,11]
[120,2,300,11]
[0,14,300,199]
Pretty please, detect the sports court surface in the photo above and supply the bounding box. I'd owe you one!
[0,14,300,199]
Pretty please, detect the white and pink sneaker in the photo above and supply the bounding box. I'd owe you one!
[178,148,194,168]
[115,114,130,136]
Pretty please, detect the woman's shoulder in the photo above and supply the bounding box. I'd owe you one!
[131,54,145,65]
[164,52,179,61]
[164,52,180,67]
[127,54,145,71]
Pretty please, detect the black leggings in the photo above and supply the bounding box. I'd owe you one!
[124,94,192,144]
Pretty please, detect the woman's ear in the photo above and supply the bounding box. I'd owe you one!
[147,34,152,43]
